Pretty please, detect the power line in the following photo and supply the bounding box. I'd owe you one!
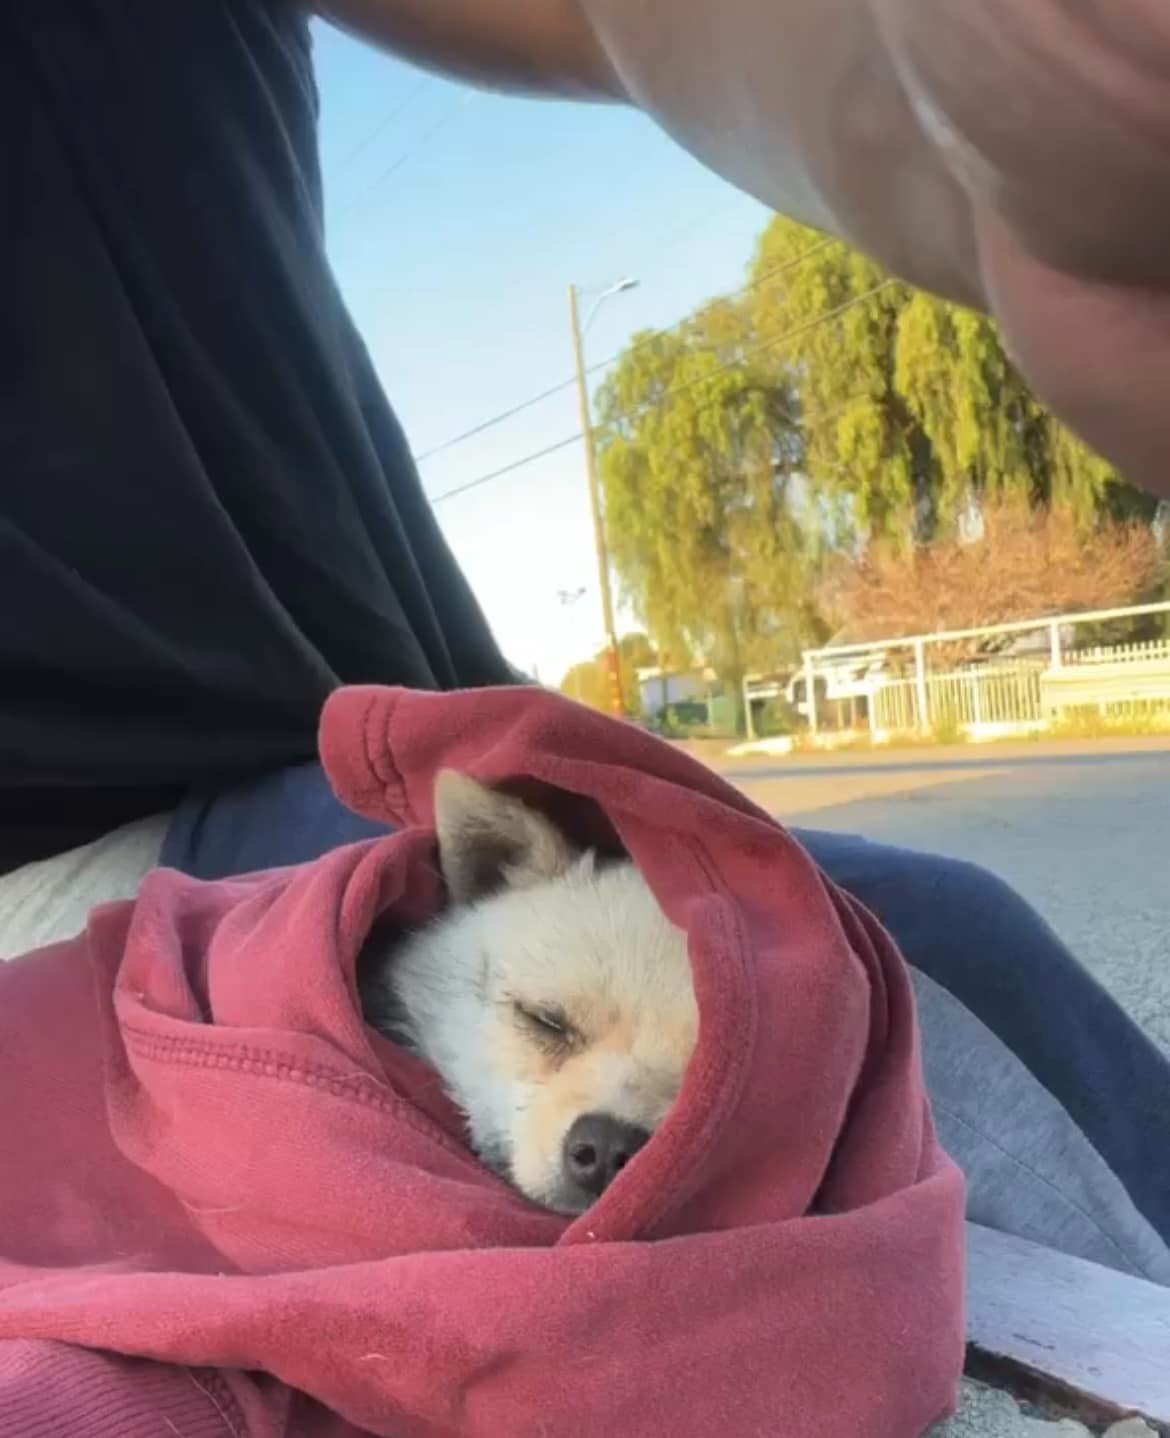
[334,91,476,222]
[427,280,891,505]
[413,236,838,465]
[586,237,839,386]
[429,382,875,510]
[413,373,581,465]
[428,432,586,505]
[332,75,434,180]
[612,279,891,423]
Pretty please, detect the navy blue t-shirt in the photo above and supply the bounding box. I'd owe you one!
[1,0,512,872]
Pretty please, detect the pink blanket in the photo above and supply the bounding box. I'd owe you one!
[0,685,964,1437]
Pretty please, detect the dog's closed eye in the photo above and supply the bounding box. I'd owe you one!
[512,1000,581,1054]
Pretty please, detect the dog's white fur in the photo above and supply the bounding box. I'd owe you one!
[359,771,698,1214]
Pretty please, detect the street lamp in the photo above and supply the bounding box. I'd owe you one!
[568,276,639,718]
[580,277,639,336]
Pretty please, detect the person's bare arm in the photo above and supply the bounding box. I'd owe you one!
[314,1,621,99]
[317,0,1170,499]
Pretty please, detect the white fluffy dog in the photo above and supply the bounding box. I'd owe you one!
[359,771,698,1214]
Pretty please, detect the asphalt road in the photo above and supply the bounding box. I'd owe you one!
[718,739,1170,1055]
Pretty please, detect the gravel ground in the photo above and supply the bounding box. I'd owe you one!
[931,1383,1157,1438]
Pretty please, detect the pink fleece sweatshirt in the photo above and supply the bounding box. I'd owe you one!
[0,685,965,1437]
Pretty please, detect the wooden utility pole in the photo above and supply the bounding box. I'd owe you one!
[569,283,624,717]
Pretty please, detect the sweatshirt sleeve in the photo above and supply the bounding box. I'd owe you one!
[0,1340,285,1438]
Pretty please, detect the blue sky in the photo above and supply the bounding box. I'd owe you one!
[315,20,773,683]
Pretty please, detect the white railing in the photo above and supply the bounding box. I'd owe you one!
[789,600,1170,738]
[1065,639,1170,666]
[872,663,1045,734]
[868,643,1170,736]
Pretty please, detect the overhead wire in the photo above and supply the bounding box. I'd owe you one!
[427,280,891,505]
[326,84,841,471]
[327,107,875,505]
[413,236,838,465]
[334,90,478,222]
[331,75,434,180]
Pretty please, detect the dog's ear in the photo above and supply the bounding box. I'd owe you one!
[434,770,573,904]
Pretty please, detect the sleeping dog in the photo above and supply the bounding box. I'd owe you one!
[359,771,697,1214]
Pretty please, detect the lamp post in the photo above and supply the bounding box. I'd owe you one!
[568,276,638,717]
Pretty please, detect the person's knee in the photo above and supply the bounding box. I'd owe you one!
[806,833,1018,928]
[913,851,1023,918]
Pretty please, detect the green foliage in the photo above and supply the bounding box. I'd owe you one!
[558,632,653,715]
[754,696,798,738]
[595,214,1150,720]
[1048,708,1170,740]
[930,711,966,748]
[595,301,822,711]
[747,225,919,539]
[559,658,609,711]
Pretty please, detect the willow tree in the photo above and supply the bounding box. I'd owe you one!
[749,214,1134,542]
[594,215,1150,707]
[893,290,1121,525]
[747,217,924,540]
[595,305,817,711]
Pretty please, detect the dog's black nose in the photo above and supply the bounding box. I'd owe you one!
[562,1113,651,1199]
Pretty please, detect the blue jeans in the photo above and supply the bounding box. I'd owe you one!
[161,760,1170,1247]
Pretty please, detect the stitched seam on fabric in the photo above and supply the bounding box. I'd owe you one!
[931,1100,1140,1272]
[358,689,386,807]
[360,689,383,796]
[122,1028,476,1163]
[187,1369,247,1438]
[362,690,406,819]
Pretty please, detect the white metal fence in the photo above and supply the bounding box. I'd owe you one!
[782,600,1170,740]
[1064,639,1170,666]
[872,662,1045,734]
